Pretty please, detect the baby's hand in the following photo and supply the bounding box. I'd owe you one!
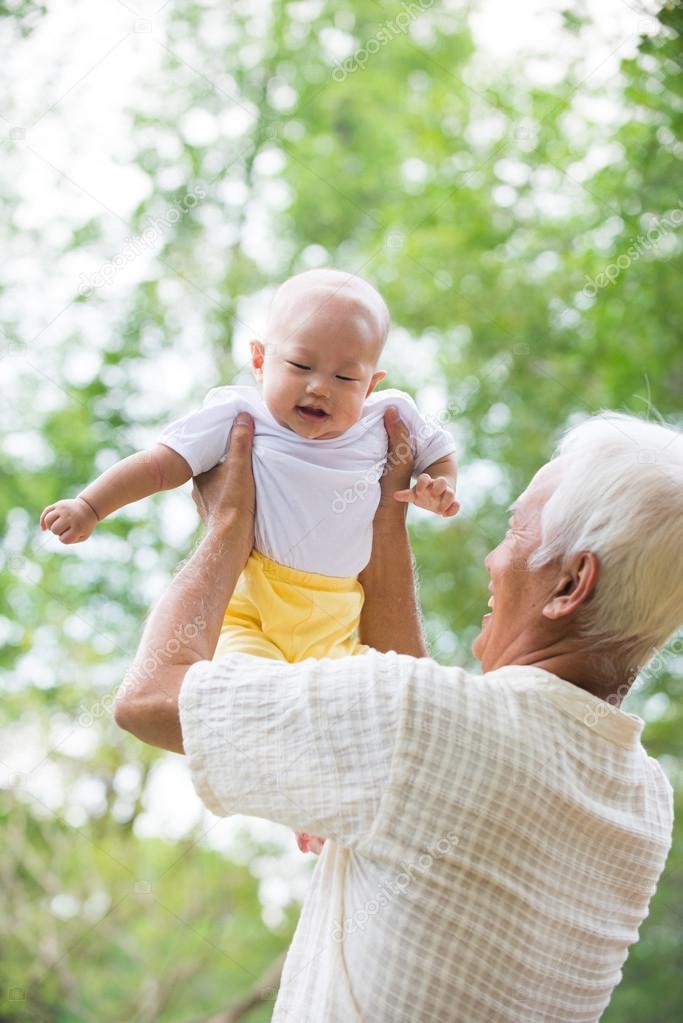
[40,497,98,544]
[394,474,460,518]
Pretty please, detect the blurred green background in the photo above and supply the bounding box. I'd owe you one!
[1,0,681,1020]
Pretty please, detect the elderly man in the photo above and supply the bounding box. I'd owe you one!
[115,406,679,1023]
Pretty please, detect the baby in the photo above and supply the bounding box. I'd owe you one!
[41,268,457,639]
[41,268,457,850]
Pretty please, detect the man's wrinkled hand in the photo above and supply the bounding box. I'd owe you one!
[377,406,414,512]
[191,413,256,541]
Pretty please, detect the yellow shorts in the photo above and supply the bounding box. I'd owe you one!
[214,550,369,663]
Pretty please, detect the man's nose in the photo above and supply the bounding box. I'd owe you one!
[484,541,503,576]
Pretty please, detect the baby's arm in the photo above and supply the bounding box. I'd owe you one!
[40,444,192,544]
[394,452,459,518]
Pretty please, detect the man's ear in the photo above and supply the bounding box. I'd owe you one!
[542,551,599,621]
[250,340,266,381]
[366,369,386,397]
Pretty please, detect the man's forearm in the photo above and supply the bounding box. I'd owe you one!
[358,510,428,658]
[114,514,250,753]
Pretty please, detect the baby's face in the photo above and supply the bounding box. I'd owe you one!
[251,288,386,440]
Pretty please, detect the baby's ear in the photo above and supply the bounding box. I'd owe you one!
[366,369,386,396]
[250,340,266,379]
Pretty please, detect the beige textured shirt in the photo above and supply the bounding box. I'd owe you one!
[179,651,673,1023]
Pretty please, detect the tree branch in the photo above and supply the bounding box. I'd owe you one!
[196,951,286,1023]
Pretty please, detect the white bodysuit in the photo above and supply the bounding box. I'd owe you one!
[159,385,456,577]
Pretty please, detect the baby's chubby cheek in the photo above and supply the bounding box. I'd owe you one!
[323,401,363,437]
[260,383,296,426]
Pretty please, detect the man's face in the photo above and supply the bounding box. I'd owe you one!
[251,287,386,440]
[473,463,563,672]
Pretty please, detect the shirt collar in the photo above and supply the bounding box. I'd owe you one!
[491,664,645,749]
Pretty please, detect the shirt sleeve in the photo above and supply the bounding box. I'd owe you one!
[178,649,406,847]
[388,392,457,476]
[158,389,237,476]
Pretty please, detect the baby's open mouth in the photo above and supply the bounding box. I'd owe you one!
[296,405,329,420]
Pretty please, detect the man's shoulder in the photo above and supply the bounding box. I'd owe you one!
[378,653,485,719]
[392,661,560,749]
[645,753,675,818]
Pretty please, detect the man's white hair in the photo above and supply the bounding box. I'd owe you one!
[529,412,683,666]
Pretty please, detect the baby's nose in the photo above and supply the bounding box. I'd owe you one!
[306,376,330,397]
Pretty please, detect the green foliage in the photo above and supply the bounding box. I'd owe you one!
[1,794,292,1022]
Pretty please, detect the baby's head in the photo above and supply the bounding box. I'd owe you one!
[250,268,389,439]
